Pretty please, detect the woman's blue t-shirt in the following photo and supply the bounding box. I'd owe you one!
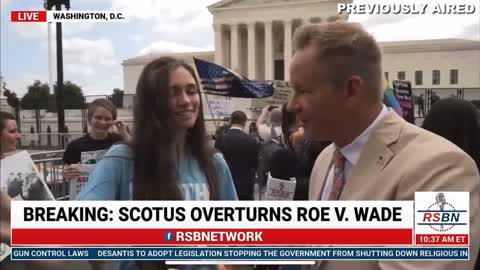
[77,144,238,201]
[77,144,238,270]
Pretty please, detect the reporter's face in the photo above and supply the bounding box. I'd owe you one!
[287,47,347,141]
[1,119,20,154]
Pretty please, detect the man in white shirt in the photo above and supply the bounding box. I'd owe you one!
[287,21,479,270]
[256,105,282,143]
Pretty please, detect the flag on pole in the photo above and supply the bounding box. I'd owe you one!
[193,58,274,98]
[383,79,416,124]
[383,79,402,116]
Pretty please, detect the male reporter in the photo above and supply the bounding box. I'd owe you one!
[287,21,479,270]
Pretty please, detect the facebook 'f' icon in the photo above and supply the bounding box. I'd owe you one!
[163,231,174,241]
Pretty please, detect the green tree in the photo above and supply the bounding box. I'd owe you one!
[21,80,50,109]
[108,88,123,108]
[2,81,20,108]
[21,80,86,111]
[54,81,85,109]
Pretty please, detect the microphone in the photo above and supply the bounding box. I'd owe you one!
[264,149,298,200]
[269,149,297,180]
[435,192,446,230]
[436,192,446,211]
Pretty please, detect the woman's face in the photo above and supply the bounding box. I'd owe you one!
[1,119,20,154]
[168,67,200,131]
[89,107,114,138]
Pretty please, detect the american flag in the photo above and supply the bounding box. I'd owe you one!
[194,58,274,98]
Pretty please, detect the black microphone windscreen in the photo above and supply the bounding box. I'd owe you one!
[269,149,297,180]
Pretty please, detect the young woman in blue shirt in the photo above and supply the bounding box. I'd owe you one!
[78,57,237,270]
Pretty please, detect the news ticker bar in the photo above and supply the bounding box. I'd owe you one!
[10,247,469,260]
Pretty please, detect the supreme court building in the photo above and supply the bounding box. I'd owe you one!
[123,0,480,120]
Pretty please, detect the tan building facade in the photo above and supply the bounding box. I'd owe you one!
[381,39,480,101]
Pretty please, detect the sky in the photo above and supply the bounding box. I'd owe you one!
[0,0,479,97]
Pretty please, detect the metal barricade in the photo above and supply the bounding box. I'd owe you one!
[30,150,69,200]
[19,133,85,151]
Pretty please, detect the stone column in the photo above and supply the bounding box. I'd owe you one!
[284,20,292,81]
[213,23,223,65]
[264,21,273,80]
[230,23,240,72]
[247,22,256,79]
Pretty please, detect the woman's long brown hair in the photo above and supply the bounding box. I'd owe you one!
[131,56,219,270]
[131,56,218,200]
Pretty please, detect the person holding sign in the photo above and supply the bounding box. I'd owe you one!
[63,99,130,199]
[63,98,130,179]
[77,57,237,270]
[287,21,479,270]
[0,112,21,158]
[256,105,283,143]
[0,112,64,269]
[0,112,20,251]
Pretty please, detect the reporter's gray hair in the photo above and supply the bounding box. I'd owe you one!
[293,21,383,100]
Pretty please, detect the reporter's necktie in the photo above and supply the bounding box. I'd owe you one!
[328,149,346,200]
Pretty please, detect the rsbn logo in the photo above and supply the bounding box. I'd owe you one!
[163,231,174,241]
[417,193,467,232]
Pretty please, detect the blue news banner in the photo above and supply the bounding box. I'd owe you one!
[11,247,469,260]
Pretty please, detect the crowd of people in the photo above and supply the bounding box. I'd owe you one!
[214,104,328,202]
[0,20,479,270]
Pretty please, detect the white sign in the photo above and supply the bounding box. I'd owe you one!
[0,151,54,201]
[69,150,107,200]
[264,173,296,201]
[0,243,10,262]
[205,96,233,119]
[251,81,293,112]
